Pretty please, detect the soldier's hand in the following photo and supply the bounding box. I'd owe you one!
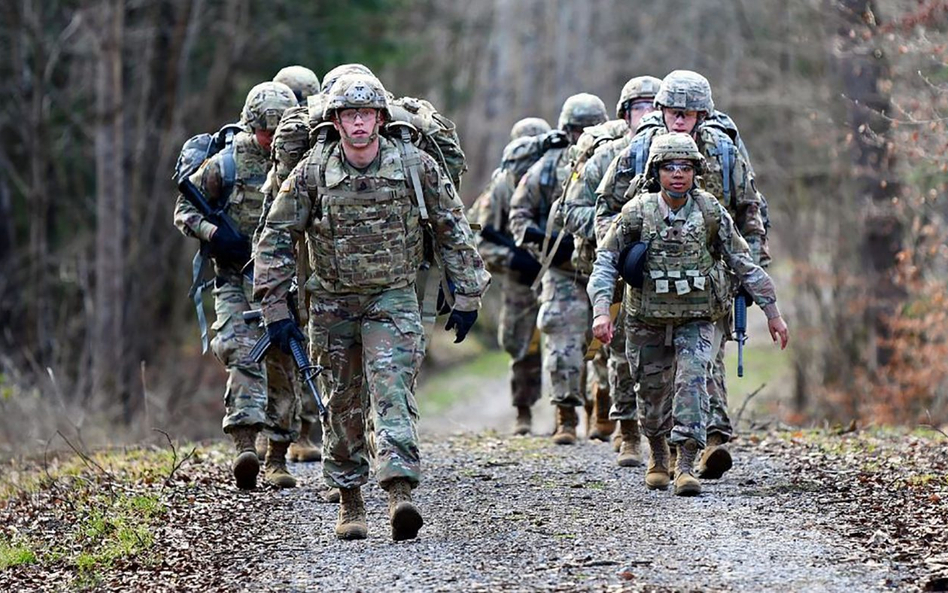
[592,314,614,345]
[267,318,306,355]
[209,228,251,266]
[445,309,478,343]
[768,316,789,350]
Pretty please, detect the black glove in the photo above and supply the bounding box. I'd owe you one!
[209,228,251,267]
[436,279,457,316]
[445,309,478,343]
[522,226,547,246]
[267,318,306,355]
[550,234,574,267]
[509,249,541,285]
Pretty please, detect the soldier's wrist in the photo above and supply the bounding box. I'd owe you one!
[593,303,612,318]
[452,293,481,312]
[762,303,781,320]
[199,221,219,242]
[262,302,293,325]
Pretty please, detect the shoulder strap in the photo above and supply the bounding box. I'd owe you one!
[219,130,238,204]
[716,136,736,206]
[693,191,720,248]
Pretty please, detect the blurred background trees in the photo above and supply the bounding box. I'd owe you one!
[0,0,945,451]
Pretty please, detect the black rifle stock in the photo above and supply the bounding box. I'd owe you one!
[178,178,252,279]
[734,293,748,377]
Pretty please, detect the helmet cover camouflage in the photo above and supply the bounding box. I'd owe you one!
[646,132,706,176]
[510,117,552,140]
[241,81,297,132]
[616,75,662,118]
[654,70,714,113]
[321,63,375,93]
[558,93,608,130]
[273,66,321,104]
[323,74,390,120]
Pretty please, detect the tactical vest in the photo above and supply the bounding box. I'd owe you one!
[303,142,425,294]
[624,192,730,324]
[228,133,271,237]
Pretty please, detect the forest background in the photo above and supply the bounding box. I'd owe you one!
[0,0,946,454]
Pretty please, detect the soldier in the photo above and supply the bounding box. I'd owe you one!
[509,93,609,445]
[468,117,552,435]
[596,70,769,478]
[560,75,661,465]
[174,81,299,490]
[588,133,789,496]
[254,74,489,541]
[273,65,321,105]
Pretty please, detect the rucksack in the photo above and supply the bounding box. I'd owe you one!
[500,129,569,185]
[172,122,244,353]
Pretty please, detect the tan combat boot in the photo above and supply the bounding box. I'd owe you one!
[669,443,678,471]
[645,435,671,490]
[552,406,579,445]
[513,406,532,436]
[335,487,368,540]
[696,433,733,479]
[588,385,616,441]
[385,479,424,541]
[264,440,297,489]
[255,433,268,460]
[674,439,702,497]
[288,421,323,463]
[616,419,643,467]
[612,431,622,452]
[231,426,260,490]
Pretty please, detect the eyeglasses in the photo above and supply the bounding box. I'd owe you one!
[338,108,377,123]
[666,109,699,120]
[629,101,655,112]
[659,162,695,174]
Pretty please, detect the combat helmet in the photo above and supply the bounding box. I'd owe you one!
[510,117,552,141]
[273,66,321,104]
[241,81,297,131]
[654,70,714,114]
[616,75,662,118]
[557,93,608,130]
[321,63,376,93]
[645,132,706,180]
[323,74,390,119]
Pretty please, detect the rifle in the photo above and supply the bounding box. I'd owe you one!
[734,292,748,377]
[243,308,327,418]
[480,225,542,285]
[178,178,252,279]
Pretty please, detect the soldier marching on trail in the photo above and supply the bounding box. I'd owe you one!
[253,74,489,541]
[588,133,789,497]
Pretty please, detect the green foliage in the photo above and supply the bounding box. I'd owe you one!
[0,541,37,570]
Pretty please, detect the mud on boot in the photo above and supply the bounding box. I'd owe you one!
[616,419,643,467]
[288,421,323,463]
[513,406,532,436]
[385,478,423,541]
[264,440,297,489]
[645,435,671,490]
[674,439,702,497]
[335,487,368,540]
[696,432,732,480]
[231,426,260,490]
[552,405,579,445]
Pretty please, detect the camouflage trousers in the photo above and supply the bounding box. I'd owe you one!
[708,319,733,441]
[606,306,637,421]
[210,278,300,442]
[537,268,590,407]
[624,318,714,448]
[308,285,423,490]
[498,278,542,408]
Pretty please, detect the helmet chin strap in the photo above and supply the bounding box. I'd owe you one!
[341,123,380,147]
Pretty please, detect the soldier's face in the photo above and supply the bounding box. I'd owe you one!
[658,160,695,194]
[627,100,655,130]
[662,108,699,134]
[255,129,275,151]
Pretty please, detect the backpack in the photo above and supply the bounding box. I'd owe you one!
[172,122,244,353]
[500,129,569,185]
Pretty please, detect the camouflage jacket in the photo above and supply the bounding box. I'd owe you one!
[254,137,489,322]
[588,189,780,321]
[467,166,519,274]
[174,130,269,277]
[596,116,769,266]
[508,147,571,265]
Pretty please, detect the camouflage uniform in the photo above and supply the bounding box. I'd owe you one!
[562,76,661,432]
[588,136,781,451]
[174,82,300,443]
[596,71,769,444]
[254,79,489,491]
[509,94,608,439]
[467,118,551,416]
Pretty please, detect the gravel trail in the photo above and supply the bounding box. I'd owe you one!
[250,396,901,592]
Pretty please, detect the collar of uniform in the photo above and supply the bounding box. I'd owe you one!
[235,130,268,157]
[656,191,695,225]
[324,137,406,188]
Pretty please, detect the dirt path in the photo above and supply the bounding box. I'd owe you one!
[249,382,910,592]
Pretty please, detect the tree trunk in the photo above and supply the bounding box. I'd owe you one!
[92,0,127,415]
